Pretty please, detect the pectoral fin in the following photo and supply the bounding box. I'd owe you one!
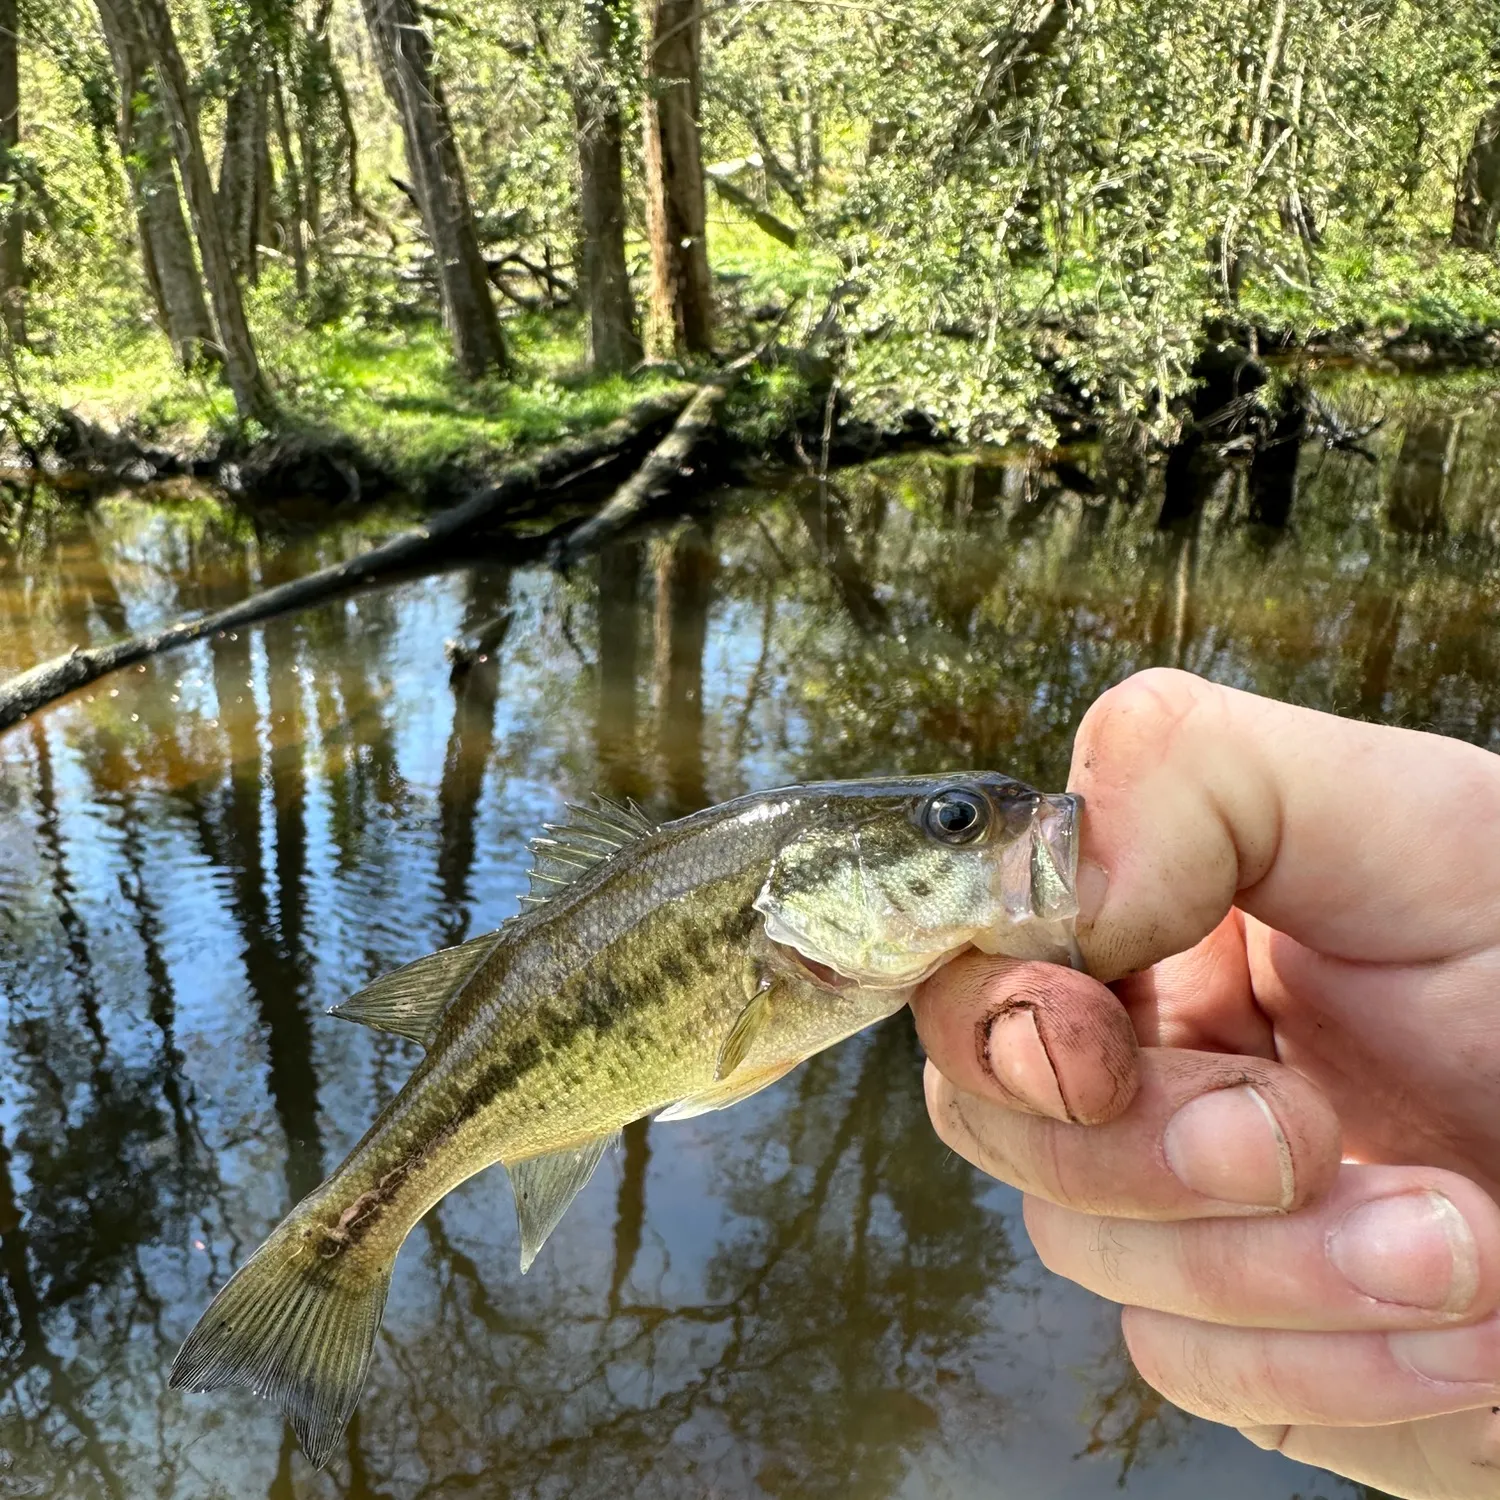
[715,987,774,1080]
[507,1133,618,1273]
[657,1059,800,1121]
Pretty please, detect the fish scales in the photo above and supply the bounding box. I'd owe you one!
[299,809,797,1270]
[169,774,1085,1467]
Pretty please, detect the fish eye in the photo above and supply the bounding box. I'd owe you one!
[921,788,990,845]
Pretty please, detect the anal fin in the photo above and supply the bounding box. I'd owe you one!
[507,1133,618,1273]
[657,1059,800,1122]
[329,931,497,1048]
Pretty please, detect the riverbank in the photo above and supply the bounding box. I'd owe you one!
[14,222,1500,510]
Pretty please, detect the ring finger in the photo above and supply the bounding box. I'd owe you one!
[1025,1163,1500,1331]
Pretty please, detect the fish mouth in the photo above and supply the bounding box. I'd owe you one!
[766,937,854,991]
[764,933,954,993]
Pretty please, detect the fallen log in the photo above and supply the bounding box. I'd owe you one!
[0,392,688,734]
[707,174,799,249]
[554,345,766,564]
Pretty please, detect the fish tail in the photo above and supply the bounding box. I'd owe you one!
[169,1206,392,1469]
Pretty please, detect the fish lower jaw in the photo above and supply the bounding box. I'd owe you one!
[764,930,957,993]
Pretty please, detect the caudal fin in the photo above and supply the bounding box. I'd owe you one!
[169,1222,391,1468]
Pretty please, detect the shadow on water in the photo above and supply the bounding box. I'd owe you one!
[1,376,1497,1496]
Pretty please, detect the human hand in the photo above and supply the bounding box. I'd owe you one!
[913,668,1500,1498]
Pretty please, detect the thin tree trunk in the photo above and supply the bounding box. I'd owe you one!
[595,538,648,801]
[359,0,509,378]
[642,0,713,357]
[436,566,511,948]
[950,0,1073,155]
[652,522,716,815]
[1388,418,1456,535]
[270,67,308,295]
[95,0,216,366]
[125,0,278,424]
[1454,98,1500,251]
[0,0,23,344]
[217,73,265,282]
[575,0,642,374]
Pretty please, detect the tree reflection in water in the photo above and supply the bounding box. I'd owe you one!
[0,392,1496,1496]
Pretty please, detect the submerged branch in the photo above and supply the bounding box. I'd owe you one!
[0,393,689,734]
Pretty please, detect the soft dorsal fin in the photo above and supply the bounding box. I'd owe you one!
[328,931,498,1048]
[507,1132,619,1272]
[519,794,657,909]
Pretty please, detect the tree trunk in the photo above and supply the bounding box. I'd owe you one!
[95,0,216,366]
[0,0,23,344]
[270,68,309,296]
[1245,382,1307,528]
[951,0,1073,155]
[0,390,688,730]
[124,0,278,424]
[1454,98,1500,251]
[575,0,641,374]
[359,0,509,379]
[217,73,267,284]
[642,0,713,358]
[1388,418,1456,535]
[596,540,648,801]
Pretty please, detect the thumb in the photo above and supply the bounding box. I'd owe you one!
[1071,668,1500,981]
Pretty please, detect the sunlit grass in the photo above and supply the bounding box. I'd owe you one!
[22,285,694,483]
[18,197,836,483]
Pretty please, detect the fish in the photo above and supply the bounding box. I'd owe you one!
[169,773,1083,1466]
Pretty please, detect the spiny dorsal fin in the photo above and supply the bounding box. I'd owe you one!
[507,1132,619,1272]
[328,931,498,1048]
[520,794,657,909]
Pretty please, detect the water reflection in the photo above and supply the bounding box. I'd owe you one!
[3,382,1496,1496]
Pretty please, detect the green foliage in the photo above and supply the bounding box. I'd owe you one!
[11,0,1500,458]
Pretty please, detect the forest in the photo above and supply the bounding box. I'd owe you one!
[5,0,1500,494]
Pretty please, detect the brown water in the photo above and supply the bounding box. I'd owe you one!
[1,378,1497,1499]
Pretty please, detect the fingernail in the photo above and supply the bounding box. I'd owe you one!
[1163,1085,1293,1209]
[985,1007,1070,1121]
[1076,858,1109,925]
[1390,1315,1500,1385]
[1329,1192,1479,1314]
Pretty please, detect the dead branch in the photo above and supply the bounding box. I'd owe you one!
[0,393,689,734]
[444,606,515,679]
[707,174,800,248]
[553,344,767,565]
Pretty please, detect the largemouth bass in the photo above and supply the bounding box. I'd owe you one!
[170,774,1083,1466]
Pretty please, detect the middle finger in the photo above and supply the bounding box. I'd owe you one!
[926,1046,1342,1218]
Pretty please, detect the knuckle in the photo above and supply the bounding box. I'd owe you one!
[1124,1310,1253,1426]
[1175,1224,1242,1318]
[1077,667,1207,763]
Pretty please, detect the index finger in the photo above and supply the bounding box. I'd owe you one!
[1073,669,1500,980]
